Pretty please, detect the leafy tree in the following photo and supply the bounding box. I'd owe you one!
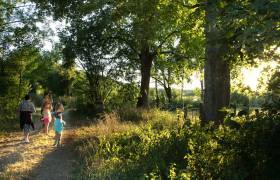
[0,1,43,123]
[201,0,280,123]
[263,69,280,111]
[152,26,204,104]
[32,0,201,108]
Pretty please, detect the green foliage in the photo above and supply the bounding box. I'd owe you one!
[32,0,204,107]
[263,70,280,111]
[0,45,40,130]
[0,96,20,131]
[185,112,280,179]
[75,109,187,179]
[149,88,201,111]
[71,72,140,114]
[0,0,46,130]
[117,108,175,124]
[75,109,280,179]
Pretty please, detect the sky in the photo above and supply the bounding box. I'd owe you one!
[241,61,278,91]
[37,17,64,51]
[241,67,262,91]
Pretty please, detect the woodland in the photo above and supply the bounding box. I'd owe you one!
[0,0,279,179]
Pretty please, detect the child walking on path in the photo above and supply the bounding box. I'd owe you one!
[42,101,52,135]
[53,103,66,147]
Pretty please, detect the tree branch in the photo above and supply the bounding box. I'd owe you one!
[159,50,191,60]
[155,19,194,53]
[155,29,179,52]
[111,35,139,56]
[0,4,35,12]
[175,1,207,9]
[1,18,38,27]
[152,76,165,88]
[1,20,24,27]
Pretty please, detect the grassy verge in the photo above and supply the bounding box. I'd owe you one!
[73,109,280,179]
[73,108,189,179]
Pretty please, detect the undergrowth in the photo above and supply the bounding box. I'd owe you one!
[74,108,280,179]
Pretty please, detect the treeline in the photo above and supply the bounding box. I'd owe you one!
[31,0,279,122]
[0,0,279,128]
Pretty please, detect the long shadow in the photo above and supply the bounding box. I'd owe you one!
[0,141,23,150]
[0,152,22,172]
[0,138,21,146]
[26,139,77,180]
[26,110,78,180]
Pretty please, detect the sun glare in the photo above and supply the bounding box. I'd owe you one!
[241,61,278,91]
[241,68,261,91]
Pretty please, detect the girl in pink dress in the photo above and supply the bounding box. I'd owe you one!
[42,100,52,135]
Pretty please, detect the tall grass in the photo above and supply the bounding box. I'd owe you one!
[74,108,187,179]
[74,108,280,179]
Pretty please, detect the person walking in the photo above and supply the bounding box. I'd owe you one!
[19,94,36,143]
[42,99,52,135]
[53,103,66,147]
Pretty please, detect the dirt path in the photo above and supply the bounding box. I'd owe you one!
[0,111,78,180]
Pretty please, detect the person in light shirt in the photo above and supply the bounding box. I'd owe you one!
[42,99,52,135]
[19,94,36,143]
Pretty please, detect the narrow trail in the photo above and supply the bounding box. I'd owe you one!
[0,110,78,180]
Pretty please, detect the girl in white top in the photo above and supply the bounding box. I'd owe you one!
[42,97,52,135]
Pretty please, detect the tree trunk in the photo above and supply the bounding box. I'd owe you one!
[204,1,230,124]
[87,73,105,113]
[200,68,204,102]
[18,70,22,102]
[155,78,160,107]
[164,86,172,103]
[137,48,154,108]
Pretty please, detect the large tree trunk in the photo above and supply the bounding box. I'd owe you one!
[137,48,154,108]
[204,1,230,124]
[87,74,104,113]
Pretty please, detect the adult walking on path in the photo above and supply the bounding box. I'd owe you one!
[19,94,36,143]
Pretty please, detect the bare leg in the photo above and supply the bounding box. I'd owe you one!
[53,132,58,146]
[24,132,29,142]
[26,133,29,142]
[23,125,30,143]
[44,124,47,134]
[44,122,50,135]
[57,133,62,145]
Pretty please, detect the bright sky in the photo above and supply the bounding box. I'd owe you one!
[241,61,278,91]
[241,67,262,91]
[37,17,64,51]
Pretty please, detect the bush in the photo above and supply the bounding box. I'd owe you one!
[0,96,20,132]
[184,112,280,179]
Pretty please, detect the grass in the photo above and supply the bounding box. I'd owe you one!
[1,106,279,179]
[75,112,137,139]
[73,108,188,179]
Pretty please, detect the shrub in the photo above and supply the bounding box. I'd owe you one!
[184,112,280,179]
